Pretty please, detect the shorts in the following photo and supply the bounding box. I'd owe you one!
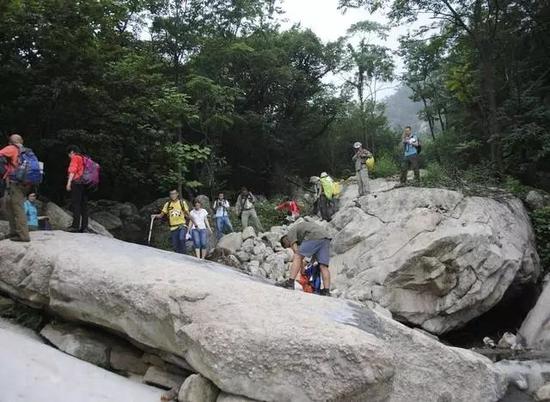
[298,239,331,266]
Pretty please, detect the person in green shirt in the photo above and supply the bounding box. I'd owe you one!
[279,221,332,296]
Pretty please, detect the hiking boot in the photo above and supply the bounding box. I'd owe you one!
[65,227,80,233]
[319,288,331,297]
[275,278,295,290]
[10,237,30,243]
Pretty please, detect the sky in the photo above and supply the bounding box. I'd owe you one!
[278,0,424,98]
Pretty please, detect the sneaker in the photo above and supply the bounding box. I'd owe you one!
[319,288,331,297]
[275,278,295,289]
[65,227,80,233]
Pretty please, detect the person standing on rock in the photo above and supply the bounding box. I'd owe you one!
[352,142,372,197]
[66,145,90,233]
[236,187,264,233]
[189,200,213,259]
[213,192,233,240]
[278,221,332,296]
[400,126,421,184]
[152,190,193,254]
[0,134,30,242]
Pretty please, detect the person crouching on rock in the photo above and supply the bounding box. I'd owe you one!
[152,190,192,254]
[278,221,332,296]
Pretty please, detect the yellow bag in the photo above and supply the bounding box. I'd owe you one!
[332,181,342,198]
[366,156,375,172]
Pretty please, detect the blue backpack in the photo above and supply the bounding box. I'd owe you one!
[11,147,43,185]
[304,263,323,294]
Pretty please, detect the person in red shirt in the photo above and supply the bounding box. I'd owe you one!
[0,134,30,242]
[66,145,88,232]
[275,197,301,223]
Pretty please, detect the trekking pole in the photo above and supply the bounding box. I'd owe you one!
[148,215,155,245]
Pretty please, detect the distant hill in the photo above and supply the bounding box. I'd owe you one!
[383,86,427,135]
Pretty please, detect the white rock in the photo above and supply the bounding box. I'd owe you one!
[536,383,550,401]
[496,360,550,394]
[241,227,256,241]
[526,190,548,210]
[241,238,255,253]
[498,332,518,349]
[178,374,219,402]
[519,280,550,350]
[217,233,243,255]
[235,251,250,263]
[0,232,508,402]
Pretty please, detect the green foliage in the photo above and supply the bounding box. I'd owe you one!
[372,154,399,178]
[161,143,211,191]
[532,207,550,274]
[503,177,529,199]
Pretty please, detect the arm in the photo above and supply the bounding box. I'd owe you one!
[66,155,80,192]
[205,213,212,232]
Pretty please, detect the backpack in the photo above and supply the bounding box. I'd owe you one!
[11,147,43,185]
[366,156,375,172]
[80,155,100,187]
[320,176,334,200]
[332,181,342,198]
[0,155,7,179]
[304,263,322,294]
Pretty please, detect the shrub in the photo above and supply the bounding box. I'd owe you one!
[532,207,550,274]
[373,154,400,178]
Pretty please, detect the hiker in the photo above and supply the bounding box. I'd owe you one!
[189,200,212,259]
[400,126,421,184]
[212,192,233,239]
[236,187,264,233]
[24,193,51,231]
[318,172,335,221]
[352,142,372,197]
[66,145,89,232]
[275,197,300,222]
[0,134,31,242]
[278,221,332,296]
[152,190,192,254]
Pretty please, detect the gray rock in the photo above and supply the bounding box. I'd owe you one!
[241,226,256,241]
[40,323,111,368]
[241,238,255,253]
[110,344,149,375]
[178,374,219,402]
[261,232,282,249]
[217,233,243,254]
[496,360,550,395]
[498,332,518,349]
[235,251,250,263]
[331,185,540,334]
[536,383,550,401]
[0,220,9,239]
[526,190,548,211]
[0,232,508,402]
[217,393,258,402]
[143,366,185,390]
[45,202,113,238]
[90,211,123,231]
[263,254,287,281]
[519,280,550,350]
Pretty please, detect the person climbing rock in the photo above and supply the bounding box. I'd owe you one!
[352,142,372,197]
[0,134,31,242]
[189,199,212,259]
[236,187,264,233]
[400,126,421,184]
[152,190,192,254]
[275,197,300,223]
[319,172,335,221]
[213,192,233,239]
[278,221,332,296]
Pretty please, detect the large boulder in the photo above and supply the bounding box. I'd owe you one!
[331,185,540,334]
[0,220,9,239]
[518,279,550,350]
[0,232,507,402]
[178,374,220,402]
[90,211,123,231]
[44,202,113,238]
[217,233,243,254]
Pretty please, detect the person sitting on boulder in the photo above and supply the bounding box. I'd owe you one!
[278,221,332,296]
[152,190,193,254]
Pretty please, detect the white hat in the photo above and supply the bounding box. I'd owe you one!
[320,172,328,178]
[353,142,362,149]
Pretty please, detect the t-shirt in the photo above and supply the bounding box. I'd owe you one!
[24,200,38,227]
[276,201,300,218]
[213,199,230,217]
[68,154,85,181]
[162,199,189,231]
[404,135,419,157]
[0,144,20,179]
[286,222,331,245]
[190,208,209,230]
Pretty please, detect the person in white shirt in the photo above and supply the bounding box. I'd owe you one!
[212,192,233,240]
[189,200,212,259]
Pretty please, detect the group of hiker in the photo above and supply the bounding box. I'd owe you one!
[1,126,422,297]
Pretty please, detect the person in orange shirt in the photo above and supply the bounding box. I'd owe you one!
[0,134,30,242]
[65,145,88,233]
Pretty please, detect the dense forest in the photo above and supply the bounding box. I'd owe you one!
[0,0,549,204]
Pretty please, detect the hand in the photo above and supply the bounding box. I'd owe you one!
[66,183,71,192]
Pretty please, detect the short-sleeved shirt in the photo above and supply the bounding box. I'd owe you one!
[404,135,419,157]
[0,144,20,178]
[190,208,209,230]
[213,199,230,217]
[68,154,85,181]
[162,200,189,231]
[286,222,331,246]
[24,200,38,227]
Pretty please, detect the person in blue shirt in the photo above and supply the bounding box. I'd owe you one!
[24,193,39,231]
[400,126,421,184]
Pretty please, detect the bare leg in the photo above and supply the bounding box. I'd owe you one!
[289,254,304,280]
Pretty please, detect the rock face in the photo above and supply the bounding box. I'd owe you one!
[45,201,113,238]
[0,231,507,402]
[330,184,540,334]
[178,374,220,402]
[519,280,550,349]
[0,324,162,402]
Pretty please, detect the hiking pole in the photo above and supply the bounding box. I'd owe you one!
[148,215,155,245]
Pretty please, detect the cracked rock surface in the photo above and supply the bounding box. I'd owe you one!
[0,231,507,402]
